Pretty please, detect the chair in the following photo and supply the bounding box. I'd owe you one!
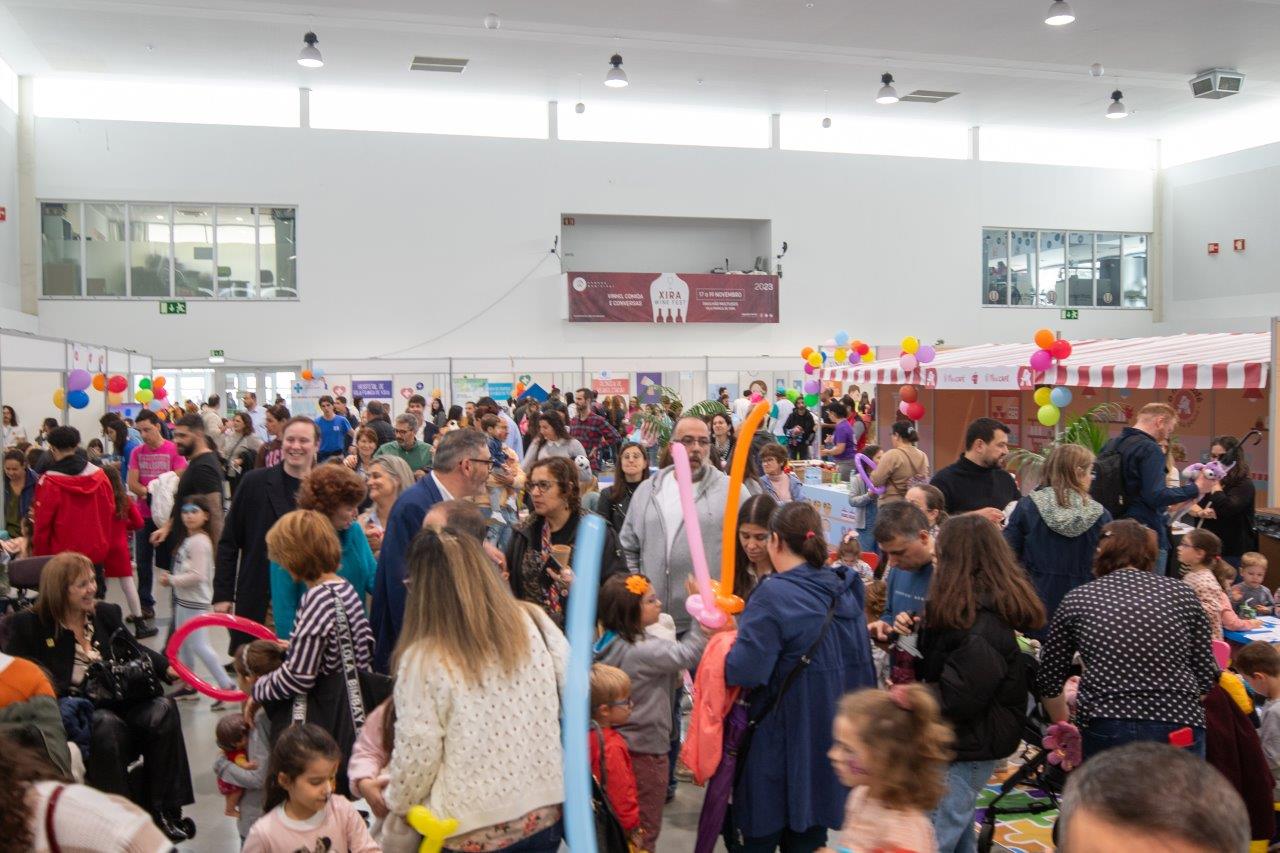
[8,555,51,596]
[860,551,880,573]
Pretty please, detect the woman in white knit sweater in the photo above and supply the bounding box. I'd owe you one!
[382,527,568,853]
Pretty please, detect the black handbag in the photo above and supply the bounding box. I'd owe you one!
[591,722,632,853]
[80,627,164,710]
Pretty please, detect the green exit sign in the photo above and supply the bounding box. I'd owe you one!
[1060,309,1080,320]
[210,349,224,359]
[159,300,188,315]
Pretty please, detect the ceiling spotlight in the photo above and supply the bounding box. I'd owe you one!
[875,72,899,104]
[1045,0,1075,26]
[1106,89,1128,119]
[822,116,831,128]
[1089,62,1105,78]
[604,53,628,88]
[575,101,586,114]
[483,12,501,30]
[297,32,323,68]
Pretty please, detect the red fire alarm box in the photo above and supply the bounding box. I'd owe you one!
[1208,242,1220,254]
[1234,238,1246,251]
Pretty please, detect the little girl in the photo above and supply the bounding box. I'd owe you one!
[242,723,378,853]
[1178,528,1261,641]
[348,696,394,838]
[101,466,151,638]
[219,640,284,840]
[594,573,710,852]
[159,495,236,701]
[216,713,256,817]
[822,684,954,853]
[834,535,875,588]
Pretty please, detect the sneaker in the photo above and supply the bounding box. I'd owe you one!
[141,607,156,621]
[169,686,198,701]
[210,700,228,712]
[134,622,159,640]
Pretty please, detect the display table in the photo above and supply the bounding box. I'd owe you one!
[799,482,861,547]
[1224,615,1280,646]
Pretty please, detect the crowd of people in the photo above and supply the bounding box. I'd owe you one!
[0,388,1270,853]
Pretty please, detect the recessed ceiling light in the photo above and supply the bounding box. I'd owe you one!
[876,72,899,105]
[1090,62,1105,77]
[483,12,501,30]
[297,32,323,68]
[1045,0,1075,26]
[575,102,586,114]
[1106,89,1128,119]
[605,53,628,88]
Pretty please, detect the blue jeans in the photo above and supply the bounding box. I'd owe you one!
[1082,718,1206,760]
[135,519,158,610]
[739,824,827,853]
[447,821,562,853]
[1156,547,1169,577]
[932,759,997,853]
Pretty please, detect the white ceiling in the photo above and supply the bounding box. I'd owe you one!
[4,0,1280,136]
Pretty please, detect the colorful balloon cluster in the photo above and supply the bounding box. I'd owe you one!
[134,375,168,407]
[300,367,327,382]
[1029,328,1074,427]
[895,335,935,422]
[798,331,873,377]
[54,372,132,410]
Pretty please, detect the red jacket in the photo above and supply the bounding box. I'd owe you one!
[590,725,640,832]
[32,464,116,564]
[104,500,144,578]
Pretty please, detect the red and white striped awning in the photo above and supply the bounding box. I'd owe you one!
[821,333,1270,390]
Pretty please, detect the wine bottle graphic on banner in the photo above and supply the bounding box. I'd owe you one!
[650,273,689,324]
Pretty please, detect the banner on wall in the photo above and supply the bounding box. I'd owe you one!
[351,379,393,400]
[291,377,331,418]
[452,377,489,403]
[637,372,663,403]
[567,272,779,323]
[67,342,107,374]
[488,382,514,402]
[592,377,630,397]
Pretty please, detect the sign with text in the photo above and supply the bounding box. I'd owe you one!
[1060,309,1079,320]
[917,365,1041,391]
[159,300,188,315]
[351,379,393,400]
[488,381,515,401]
[567,272,779,323]
[592,377,631,397]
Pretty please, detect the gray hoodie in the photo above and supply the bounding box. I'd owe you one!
[618,464,746,633]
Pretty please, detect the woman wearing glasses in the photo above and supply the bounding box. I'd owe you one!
[505,456,627,628]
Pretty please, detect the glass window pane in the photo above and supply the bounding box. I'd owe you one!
[216,205,256,298]
[128,204,172,296]
[84,203,127,296]
[982,229,1009,305]
[173,206,214,297]
[41,202,82,295]
[1009,230,1036,306]
[1095,232,1122,307]
[1122,234,1148,308]
[1038,231,1065,307]
[259,208,297,298]
[1066,232,1095,306]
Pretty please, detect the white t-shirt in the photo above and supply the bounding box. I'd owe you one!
[731,396,753,425]
[772,398,795,435]
[659,473,684,558]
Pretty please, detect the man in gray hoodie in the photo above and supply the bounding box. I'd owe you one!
[619,416,747,634]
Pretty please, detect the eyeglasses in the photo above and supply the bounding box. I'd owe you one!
[468,458,497,469]
[606,698,634,708]
[529,480,556,493]
[676,436,711,448]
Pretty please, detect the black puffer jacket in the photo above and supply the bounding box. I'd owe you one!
[916,606,1031,762]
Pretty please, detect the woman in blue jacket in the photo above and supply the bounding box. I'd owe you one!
[1004,444,1110,625]
[725,501,875,852]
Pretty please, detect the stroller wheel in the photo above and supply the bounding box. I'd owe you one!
[977,821,995,853]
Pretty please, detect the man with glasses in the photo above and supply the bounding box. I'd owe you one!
[374,412,433,475]
[371,429,492,672]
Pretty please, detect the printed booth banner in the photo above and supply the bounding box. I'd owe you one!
[567,272,779,323]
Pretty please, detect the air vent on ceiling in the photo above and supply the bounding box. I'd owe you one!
[410,56,469,73]
[899,90,959,104]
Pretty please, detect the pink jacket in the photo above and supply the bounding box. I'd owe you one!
[348,700,389,789]
[679,630,740,784]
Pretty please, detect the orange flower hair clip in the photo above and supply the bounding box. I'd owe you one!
[624,575,650,596]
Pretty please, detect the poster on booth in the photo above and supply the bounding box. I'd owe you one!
[567,272,780,323]
[351,379,394,409]
[637,372,663,403]
[66,342,107,375]
[989,392,1021,445]
[592,377,630,397]
[452,377,489,404]
[488,382,515,403]
[291,377,331,418]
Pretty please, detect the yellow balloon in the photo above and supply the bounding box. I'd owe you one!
[861,350,875,363]
[901,336,920,355]
[1038,404,1061,427]
[52,389,66,409]
[1033,387,1052,407]
[807,352,823,368]
[135,389,154,405]
[834,348,848,363]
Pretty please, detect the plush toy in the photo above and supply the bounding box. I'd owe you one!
[1182,460,1235,482]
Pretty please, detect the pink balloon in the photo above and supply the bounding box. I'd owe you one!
[804,363,815,375]
[1029,348,1053,372]
[899,401,912,416]
[750,393,763,403]
[899,354,918,372]
[916,344,937,364]
[153,386,169,400]
[670,442,727,630]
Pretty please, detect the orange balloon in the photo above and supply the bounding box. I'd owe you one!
[800,346,814,360]
[92,373,106,392]
[718,401,770,615]
[301,370,314,381]
[1034,328,1056,350]
[152,375,166,389]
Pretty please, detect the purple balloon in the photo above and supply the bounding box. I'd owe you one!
[899,354,918,373]
[916,344,936,364]
[1029,348,1053,372]
[803,380,820,394]
[66,369,92,392]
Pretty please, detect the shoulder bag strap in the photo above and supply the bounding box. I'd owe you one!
[591,721,608,789]
[324,584,367,731]
[45,784,67,853]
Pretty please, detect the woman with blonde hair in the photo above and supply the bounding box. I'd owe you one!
[357,455,414,559]
[1005,443,1111,622]
[383,528,568,852]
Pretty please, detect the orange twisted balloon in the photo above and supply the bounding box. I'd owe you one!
[716,401,771,614]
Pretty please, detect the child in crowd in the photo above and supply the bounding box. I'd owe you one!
[100,465,151,637]
[594,574,710,852]
[348,697,394,835]
[243,723,378,853]
[1178,528,1262,640]
[834,535,874,587]
[1234,641,1280,805]
[219,639,284,840]
[590,663,642,851]
[216,713,256,817]
[823,684,953,853]
[863,579,890,688]
[1231,552,1274,617]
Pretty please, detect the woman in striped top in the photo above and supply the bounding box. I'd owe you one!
[252,510,374,703]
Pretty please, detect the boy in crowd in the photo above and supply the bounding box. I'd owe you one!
[1232,641,1280,804]
[1230,552,1273,617]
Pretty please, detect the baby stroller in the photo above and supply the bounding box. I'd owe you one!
[976,698,1068,852]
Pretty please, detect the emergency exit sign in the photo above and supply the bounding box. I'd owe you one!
[158,300,188,315]
[1060,309,1079,320]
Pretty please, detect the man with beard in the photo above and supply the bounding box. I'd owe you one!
[150,414,225,567]
[928,417,1020,523]
[214,416,318,651]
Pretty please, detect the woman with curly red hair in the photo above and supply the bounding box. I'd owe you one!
[268,463,377,639]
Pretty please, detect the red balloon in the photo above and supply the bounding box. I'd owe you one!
[905,401,925,421]
[167,613,276,702]
[899,385,918,404]
[855,342,870,356]
[1051,339,1073,360]
[107,375,128,394]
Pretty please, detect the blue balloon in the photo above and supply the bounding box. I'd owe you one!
[66,389,90,410]
[562,513,607,853]
[1049,386,1073,408]
[834,330,850,347]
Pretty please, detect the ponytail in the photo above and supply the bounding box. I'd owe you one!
[769,502,828,568]
[1184,528,1236,590]
[891,421,919,444]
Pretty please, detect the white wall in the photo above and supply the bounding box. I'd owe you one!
[1163,141,1280,332]
[32,118,1160,363]
[0,100,20,315]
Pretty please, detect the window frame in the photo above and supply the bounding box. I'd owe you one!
[980,226,1151,310]
[39,200,299,301]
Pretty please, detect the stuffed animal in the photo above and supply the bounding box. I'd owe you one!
[1182,460,1234,482]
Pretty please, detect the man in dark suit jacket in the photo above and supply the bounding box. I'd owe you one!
[213,417,318,650]
[370,429,492,672]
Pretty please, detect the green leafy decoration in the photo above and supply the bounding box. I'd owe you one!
[1006,402,1127,481]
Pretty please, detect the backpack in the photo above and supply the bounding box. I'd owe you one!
[1089,434,1144,518]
